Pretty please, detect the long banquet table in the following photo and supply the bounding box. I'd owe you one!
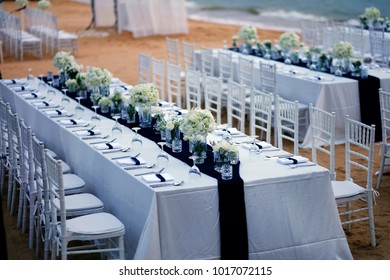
[199,49,390,148]
[0,78,352,259]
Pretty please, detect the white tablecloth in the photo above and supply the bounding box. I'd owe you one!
[0,79,352,259]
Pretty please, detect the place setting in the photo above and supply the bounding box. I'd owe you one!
[31,100,59,109]
[43,108,72,118]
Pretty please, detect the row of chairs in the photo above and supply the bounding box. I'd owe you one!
[0,9,42,61]
[26,7,78,56]
[0,97,125,260]
[300,18,390,67]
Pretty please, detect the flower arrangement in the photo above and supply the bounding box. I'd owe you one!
[263,40,272,50]
[85,67,112,87]
[232,35,239,48]
[332,41,354,59]
[278,32,300,51]
[52,51,75,70]
[165,117,182,141]
[180,107,216,141]
[65,79,77,90]
[129,83,159,106]
[212,140,238,160]
[238,25,258,46]
[110,87,125,111]
[363,6,381,21]
[98,96,111,108]
[15,0,29,7]
[65,62,82,79]
[75,72,87,90]
[37,0,51,10]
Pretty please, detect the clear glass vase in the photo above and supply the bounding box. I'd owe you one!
[138,104,152,128]
[189,134,207,164]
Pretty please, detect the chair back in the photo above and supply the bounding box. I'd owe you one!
[259,61,277,96]
[182,41,196,71]
[276,96,299,155]
[369,28,385,66]
[346,25,365,60]
[218,50,233,83]
[238,56,254,88]
[166,62,182,108]
[249,88,273,143]
[45,149,67,239]
[227,80,247,133]
[185,69,202,110]
[200,46,214,77]
[151,57,165,100]
[379,88,390,144]
[344,116,375,190]
[137,52,151,84]
[19,119,34,187]
[203,75,223,125]
[166,37,180,65]
[309,104,336,180]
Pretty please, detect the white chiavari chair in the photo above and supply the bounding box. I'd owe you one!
[249,88,273,143]
[185,69,202,110]
[332,116,376,247]
[45,151,125,260]
[151,57,165,101]
[377,88,390,189]
[137,52,151,84]
[275,96,300,156]
[200,46,214,78]
[203,75,223,126]
[309,104,336,180]
[369,27,386,67]
[166,37,180,66]
[182,41,196,71]
[167,62,182,108]
[227,80,247,134]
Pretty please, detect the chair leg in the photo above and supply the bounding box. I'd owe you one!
[7,168,14,211]
[376,147,386,189]
[21,186,28,233]
[17,182,25,229]
[28,193,36,249]
[367,191,377,247]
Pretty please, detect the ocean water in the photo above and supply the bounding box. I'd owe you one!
[187,0,390,32]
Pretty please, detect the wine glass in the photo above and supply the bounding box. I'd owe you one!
[131,127,143,154]
[27,68,34,85]
[47,88,56,97]
[75,97,85,116]
[156,142,169,168]
[91,105,101,123]
[249,135,260,158]
[61,88,70,104]
[188,155,202,182]
[111,114,122,135]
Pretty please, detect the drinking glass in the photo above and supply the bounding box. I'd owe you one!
[91,105,101,122]
[112,114,122,135]
[27,68,34,84]
[131,127,143,154]
[249,135,260,158]
[61,88,70,104]
[47,88,56,97]
[75,97,85,116]
[188,155,201,182]
[156,142,169,168]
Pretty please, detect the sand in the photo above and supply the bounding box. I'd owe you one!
[1,0,390,260]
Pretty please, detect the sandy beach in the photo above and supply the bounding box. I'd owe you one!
[1,0,390,260]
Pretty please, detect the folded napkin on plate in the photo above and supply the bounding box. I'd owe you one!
[10,85,31,92]
[277,156,309,165]
[21,92,42,99]
[241,141,272,150]
[158,101,171,107]
[215,127,241,136]
[3,79,19,85]
[142,172,174,184]
[59,119,87,125]
[44,109,68,116]
[175,109,188,115]
[93,142,122,150]
[75,129,102,136]
[116,156,146,167]
[31,101,57,108]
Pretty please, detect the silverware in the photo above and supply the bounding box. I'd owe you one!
[288,163,317,169]
[82,134,109,140]
[134,167,164,176]
[124,163,156,170]
[264,153,294,159]
[71,124,94,131]
[150,180,184,188]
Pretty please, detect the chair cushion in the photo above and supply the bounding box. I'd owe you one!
[53,193,103,212]
[61,161,71,174]
[331,180,366,199]
[65,212,125,235]
[59,174,85,194]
